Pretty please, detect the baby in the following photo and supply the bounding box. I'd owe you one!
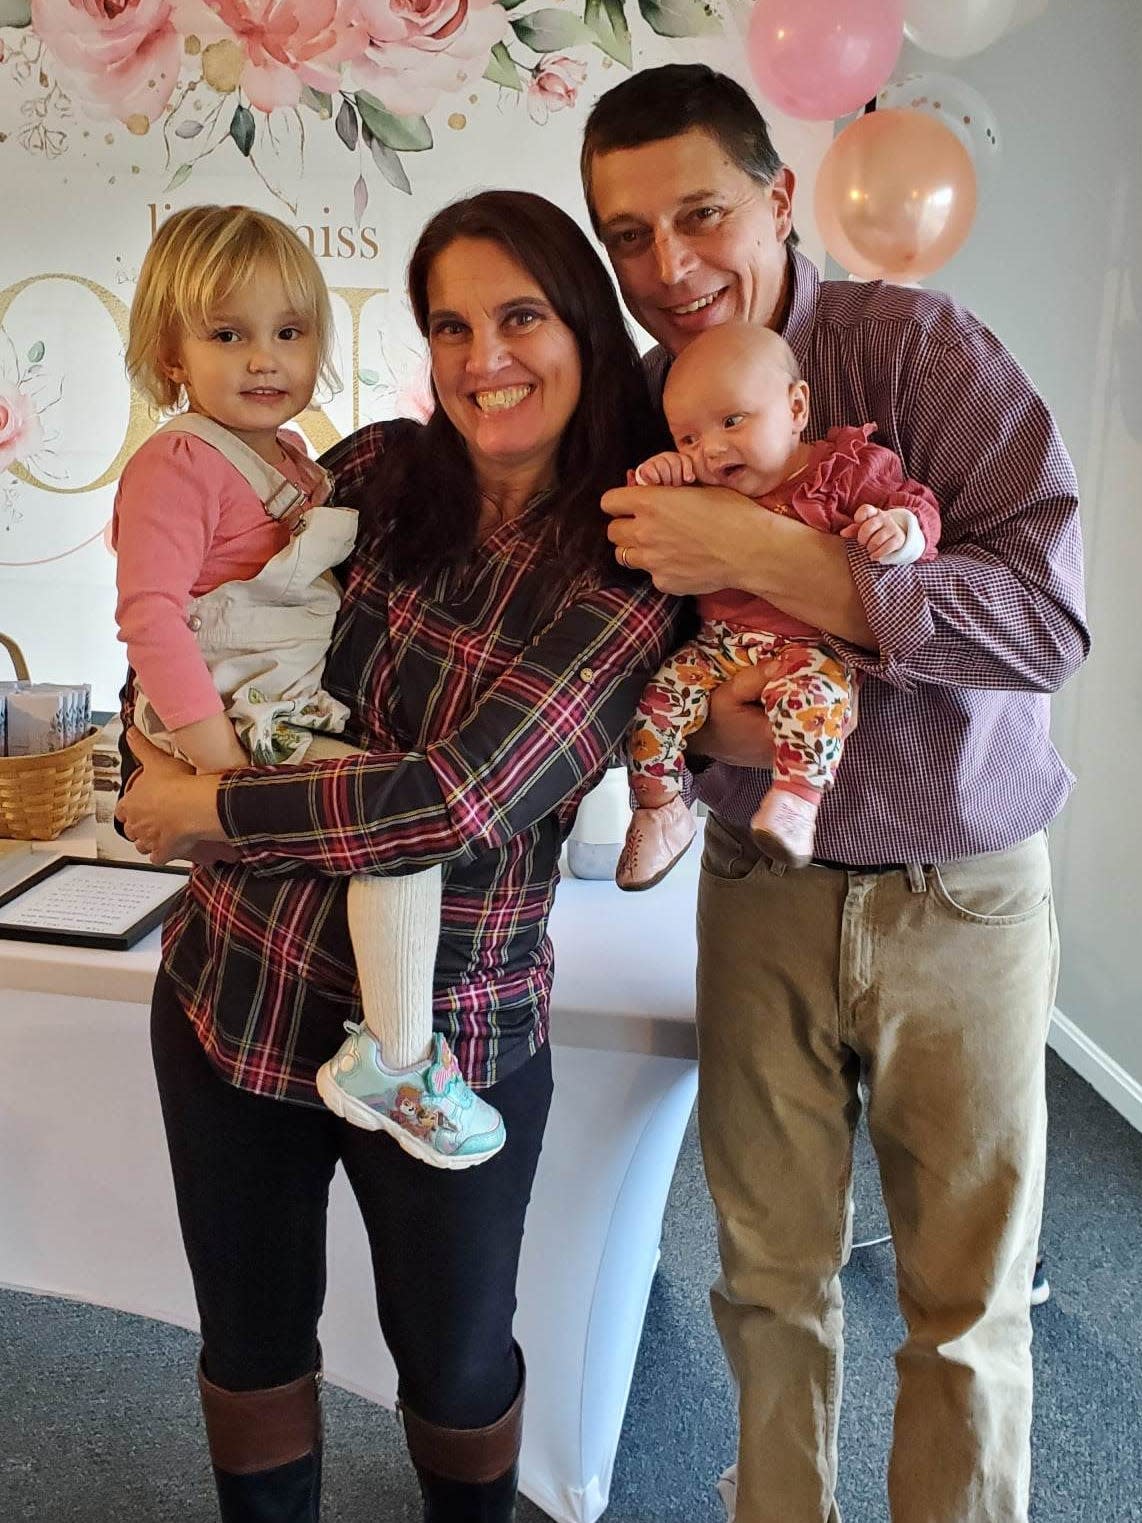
[616,323,941,886]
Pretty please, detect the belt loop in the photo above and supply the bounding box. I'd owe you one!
[905,862,926,894]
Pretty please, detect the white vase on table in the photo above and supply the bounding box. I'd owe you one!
[566,765,631,880]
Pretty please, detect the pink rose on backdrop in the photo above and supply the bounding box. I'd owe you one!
[205,0,369,111]
[30,0,183,124]
[0,382,45,474]
[527,53,587,122]
[350,0,508,118]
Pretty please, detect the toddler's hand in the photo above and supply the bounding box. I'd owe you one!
[841,503,908,562]
[632,451,695,489]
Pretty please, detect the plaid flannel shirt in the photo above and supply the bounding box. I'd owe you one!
[159,421,679,1103]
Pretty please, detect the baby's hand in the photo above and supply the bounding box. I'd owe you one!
[632,451,695,489]
[840,503,909,562]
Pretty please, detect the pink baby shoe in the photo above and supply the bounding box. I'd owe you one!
[615,796,697,891]
[750,789,820,870]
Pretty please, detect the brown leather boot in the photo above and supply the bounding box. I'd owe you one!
[197,1354,323,1522]
[401,1348,525,1522]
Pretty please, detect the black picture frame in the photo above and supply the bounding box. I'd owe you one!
[0,856,189,950]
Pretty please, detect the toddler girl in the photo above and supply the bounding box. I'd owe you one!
[115,204,504,1166]
[617,322,941,886]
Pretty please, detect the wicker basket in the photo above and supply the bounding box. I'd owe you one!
[0,634,97,841]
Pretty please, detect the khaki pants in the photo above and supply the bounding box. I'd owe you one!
[696,815,1058,1523]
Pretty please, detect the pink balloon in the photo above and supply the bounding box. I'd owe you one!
[813,108,977,281]
[747,0,906,122]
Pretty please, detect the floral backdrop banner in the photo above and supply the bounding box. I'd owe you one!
[0,0,827,708]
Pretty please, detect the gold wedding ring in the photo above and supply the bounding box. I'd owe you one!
[618,545,632,569]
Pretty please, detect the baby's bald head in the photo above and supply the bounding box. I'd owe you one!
[665,323,801,404]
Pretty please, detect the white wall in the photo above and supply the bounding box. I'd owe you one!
[900,2,1142,1115]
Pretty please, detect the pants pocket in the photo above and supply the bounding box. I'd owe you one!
[701,813,763,884]
[928,834,1051,926]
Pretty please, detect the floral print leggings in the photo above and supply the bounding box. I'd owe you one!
[626,620,857,796]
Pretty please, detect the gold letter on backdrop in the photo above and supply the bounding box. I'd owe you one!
[0,277,389,484]
[0,274,153,495]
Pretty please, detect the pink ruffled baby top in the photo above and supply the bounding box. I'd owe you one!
[699,423,940,640]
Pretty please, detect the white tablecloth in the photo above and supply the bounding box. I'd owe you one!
[0,830,703,1523]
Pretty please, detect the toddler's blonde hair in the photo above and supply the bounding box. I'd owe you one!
[126,204,338,411]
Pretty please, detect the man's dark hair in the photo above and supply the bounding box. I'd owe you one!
[581,63,798,248]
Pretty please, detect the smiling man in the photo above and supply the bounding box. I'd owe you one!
[581,63,1089,1523]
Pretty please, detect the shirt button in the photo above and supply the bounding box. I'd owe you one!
[187,614,202,632]
[579,666,595,682]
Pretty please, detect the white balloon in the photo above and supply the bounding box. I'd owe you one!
[877,72,1001,177]
[904,0,1018,59]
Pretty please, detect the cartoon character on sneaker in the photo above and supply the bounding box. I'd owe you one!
[391,1084,459,1147]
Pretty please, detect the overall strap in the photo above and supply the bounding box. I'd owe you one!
[157,413,313,531]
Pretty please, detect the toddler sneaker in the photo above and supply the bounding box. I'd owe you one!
[615,796,697,891]
[750,788,820,870]
[316,1025,506,1169]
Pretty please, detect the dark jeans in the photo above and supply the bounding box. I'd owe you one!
[151,969,552,1428]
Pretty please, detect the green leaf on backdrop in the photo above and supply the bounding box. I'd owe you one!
[355,93,433,152]
[300,87,333,119]
[0,0,31,26]
[510,9,593,52]
[26,341,45,364]
[586,0,632,67]
[335,97,359,151]
[363,129,414,194]
[165,162,194,192]
[229,104,255,157]
[483,42,523,92]
[495,0,532,11]
[637,0,720,38]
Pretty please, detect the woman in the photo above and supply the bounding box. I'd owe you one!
[116,190,678,1523]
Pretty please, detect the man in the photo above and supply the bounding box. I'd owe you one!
[581,64,1087,1523]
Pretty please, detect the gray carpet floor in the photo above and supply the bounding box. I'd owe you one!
[2,1050,1140,1522]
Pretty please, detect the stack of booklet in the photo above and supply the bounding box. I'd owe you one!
[0,681,91,757]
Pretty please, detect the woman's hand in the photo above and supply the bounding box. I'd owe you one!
[115,729,229,865]
[686,664,778,770]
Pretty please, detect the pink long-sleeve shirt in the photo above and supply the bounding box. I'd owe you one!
[112,428,318,731]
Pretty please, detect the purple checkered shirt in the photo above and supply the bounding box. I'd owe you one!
[647,250,1089,864]
[159,421,678,1103]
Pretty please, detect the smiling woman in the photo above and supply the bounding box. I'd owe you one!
[113,188,681,1522]
[373,188,669,586]
[425,237,582,517]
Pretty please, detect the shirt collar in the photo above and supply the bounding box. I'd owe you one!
[780,246,820,369]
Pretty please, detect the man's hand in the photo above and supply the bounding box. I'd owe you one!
[115,729,228,865]
[686,659,859,770]
[602,481,770,595]
[686,664,778,770]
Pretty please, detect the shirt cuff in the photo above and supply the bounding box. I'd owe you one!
[830,541,936,690]
[875,511,926,567]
